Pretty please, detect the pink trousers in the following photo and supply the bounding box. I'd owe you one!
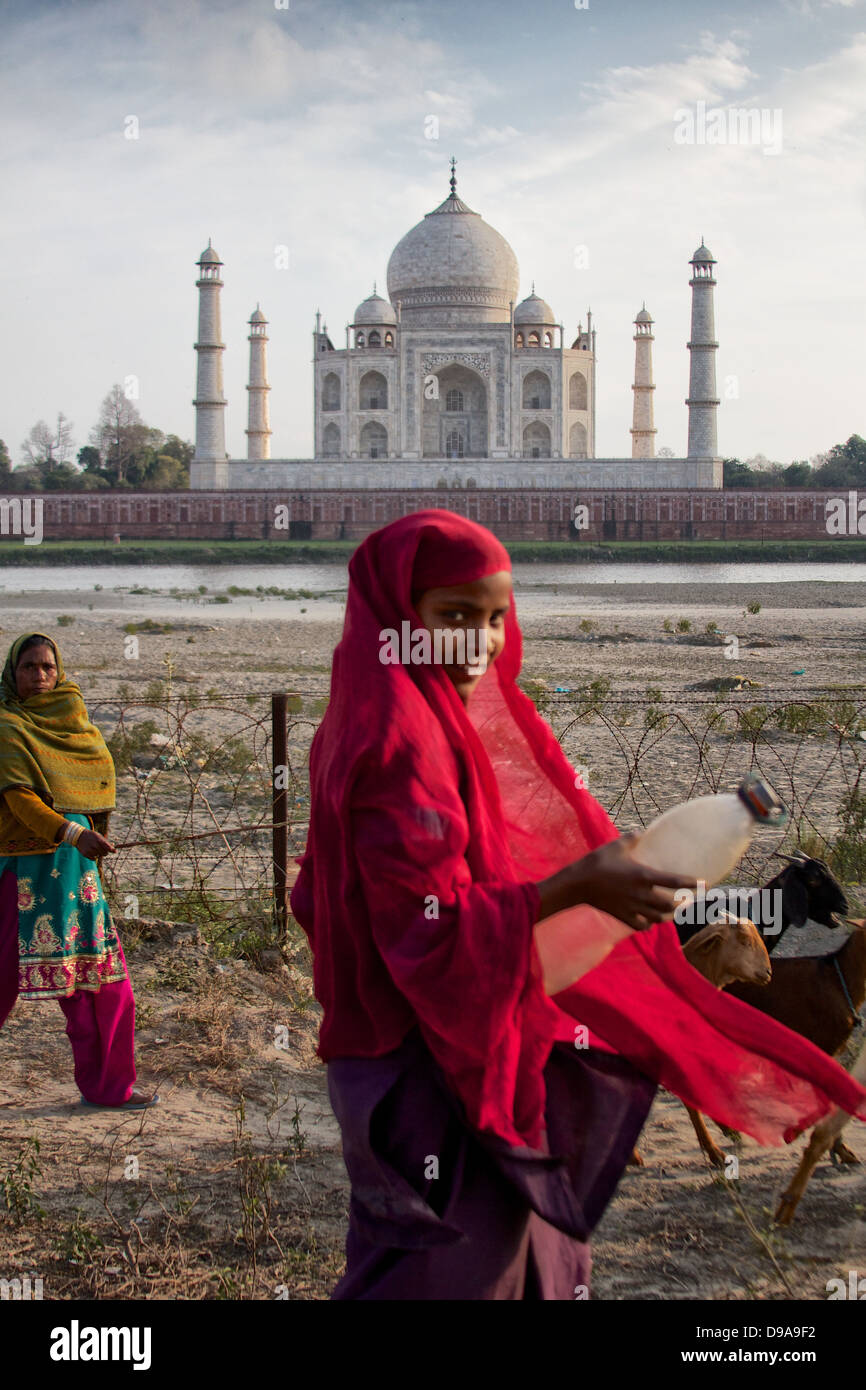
[0,868,136,1105]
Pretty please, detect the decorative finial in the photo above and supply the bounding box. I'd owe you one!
[373,280,377,296]
[531,280,536,295]
[207,237,212,249]
[449,156,457,196]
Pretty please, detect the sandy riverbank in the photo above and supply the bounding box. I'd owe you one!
[0,579,864,1299]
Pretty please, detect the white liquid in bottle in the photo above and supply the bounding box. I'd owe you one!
[631,775,787,887]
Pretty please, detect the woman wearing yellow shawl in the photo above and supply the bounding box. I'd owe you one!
[0,633,157,1109]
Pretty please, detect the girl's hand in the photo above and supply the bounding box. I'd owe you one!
[571,831,696,930]
[76,829,116,859]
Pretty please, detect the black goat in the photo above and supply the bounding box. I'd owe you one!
[675,850,848,951]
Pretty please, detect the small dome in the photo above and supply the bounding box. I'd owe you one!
[692,241,715,263]
[198,240,221,264]
[635,305,653,323]
[514,291,555,325]
[354,292,397,326]
[250,306,267,323]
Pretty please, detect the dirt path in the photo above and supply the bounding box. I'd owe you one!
[2,915,864,1300]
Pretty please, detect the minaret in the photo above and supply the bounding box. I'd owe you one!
[192,240,227,475]
[686,240,719,457]
[245,305,271,460]
[630,304,656,459]
[587,307,597,457]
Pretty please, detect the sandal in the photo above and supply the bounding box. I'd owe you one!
[80,1090,160,1110]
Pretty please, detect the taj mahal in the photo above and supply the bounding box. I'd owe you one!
[189,163,722,492]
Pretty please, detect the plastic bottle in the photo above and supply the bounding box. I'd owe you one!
[631,774,788,887]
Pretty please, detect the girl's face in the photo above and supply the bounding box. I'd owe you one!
[15,643,59,699]
[413,570,512,705]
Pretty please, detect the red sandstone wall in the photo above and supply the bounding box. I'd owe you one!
[13,488,861,543]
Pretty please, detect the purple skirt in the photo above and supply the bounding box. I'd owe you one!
[327,1027,655,1300]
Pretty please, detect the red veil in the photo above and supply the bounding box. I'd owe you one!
[291,511,866,1150]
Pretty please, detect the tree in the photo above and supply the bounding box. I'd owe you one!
[831,434,866,465]
[0,439,11,482]
[744,453,783,473]
[21,412,75,468]
[160,434,194,469]
[780,462,813,487]
[39,463,82,491]
[812,436,866,488]
[146,454,189,489]
[657,446,675,459]
[77,445,102,473]
[89,386,152,485]
[723,458,756,487]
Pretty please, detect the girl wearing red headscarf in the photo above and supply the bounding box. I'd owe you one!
[291,512,866,1300]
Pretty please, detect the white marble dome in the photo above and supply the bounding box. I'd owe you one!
[386,182,519,325]
[514,291,555,325]
[354,292,397,326]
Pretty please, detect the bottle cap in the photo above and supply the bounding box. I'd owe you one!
[737,774,788,827]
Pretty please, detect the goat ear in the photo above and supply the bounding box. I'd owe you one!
[688,924,726,951]
[783,874,809,929]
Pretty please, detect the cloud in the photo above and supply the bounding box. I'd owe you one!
[0,2,864,463]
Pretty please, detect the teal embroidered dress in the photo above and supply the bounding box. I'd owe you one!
[0,812,126,1000]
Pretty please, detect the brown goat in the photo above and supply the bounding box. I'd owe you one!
[726,919,866,1164]
[630,916,772,1167]
[775,1028,866,1225]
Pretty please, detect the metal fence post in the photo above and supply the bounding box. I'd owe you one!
[272,691,289,945]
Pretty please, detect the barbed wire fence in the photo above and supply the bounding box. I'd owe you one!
[93,683,866,952]
[91,690,320,953]
[541,682,866,891]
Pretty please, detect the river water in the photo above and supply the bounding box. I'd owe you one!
[1,560,866,595]
[1,561,864,624]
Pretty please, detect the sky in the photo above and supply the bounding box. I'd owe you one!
[1,0,864,466]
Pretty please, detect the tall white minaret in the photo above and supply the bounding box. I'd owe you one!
[245,305,271,460]
[686,240,719,457]
[630,304,656,459]
[193,240,227,473]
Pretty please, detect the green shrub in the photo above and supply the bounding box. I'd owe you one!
[737,704,771,737]
[2,1136,44,1224]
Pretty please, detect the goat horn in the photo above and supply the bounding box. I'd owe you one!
[844,917,866,929]
[771,852,802,862]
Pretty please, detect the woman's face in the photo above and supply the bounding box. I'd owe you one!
[15,643,59,699]
[413,570,512,705]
